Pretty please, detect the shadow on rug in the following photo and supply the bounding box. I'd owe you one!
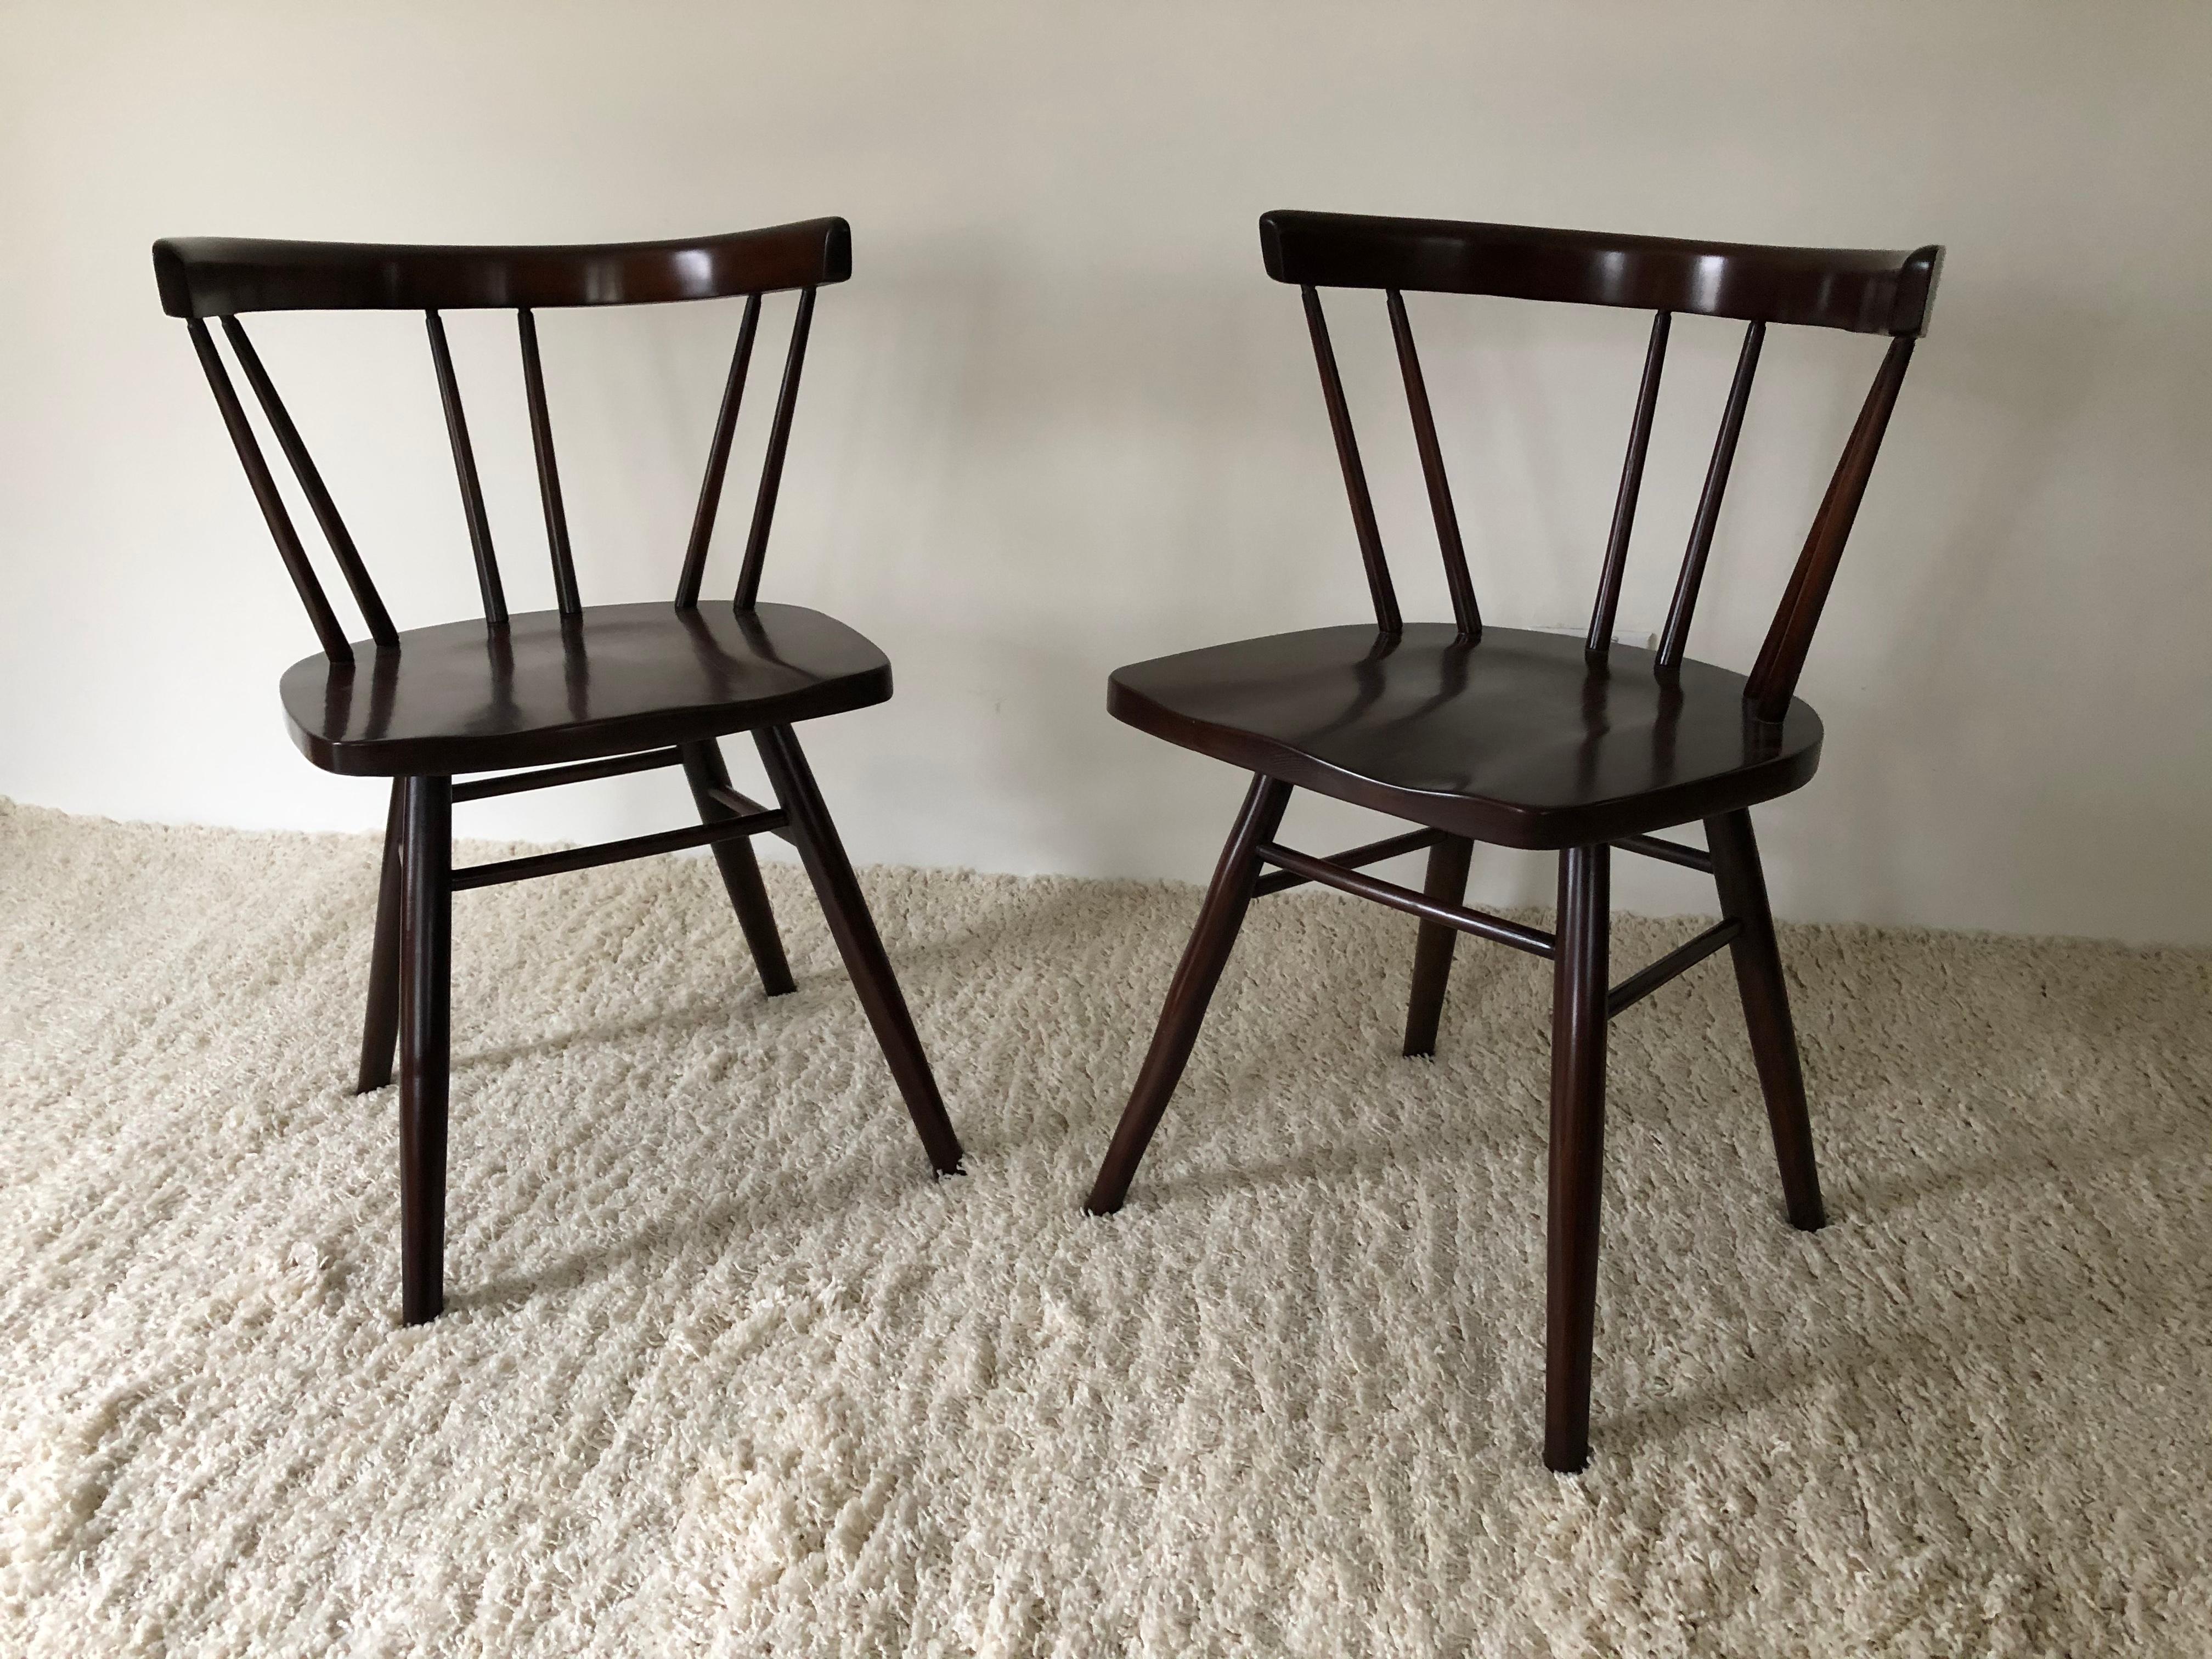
[2,801,2207,1656]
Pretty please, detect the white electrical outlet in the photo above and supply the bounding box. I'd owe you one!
[1534,624,1658,651]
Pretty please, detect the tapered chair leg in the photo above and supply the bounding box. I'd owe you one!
[1705,809,1826,1231]
[680,738,795,997]
[398,775,453,1325]
[357,779,405,1093]
[1085,774,1294,1215]
[753,725,964,1175]
[1545,842,1610,1473]
[1402,833,1474,1057]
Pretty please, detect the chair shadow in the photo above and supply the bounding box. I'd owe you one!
[366,841,2210,1346]
[1827,1095,2205,1219]
[1600,1186,2208,1459]
[446,984,816,1075]
[1134,1122,1532,1214]
[447,1149,947,1318]
[430,872,1125,1076]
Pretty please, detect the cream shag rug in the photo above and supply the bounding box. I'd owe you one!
[2,799,2208,1657]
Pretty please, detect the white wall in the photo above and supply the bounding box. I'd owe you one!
[3,1,2208,943]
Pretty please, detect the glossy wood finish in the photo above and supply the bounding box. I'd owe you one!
[1092,209,1940,1466]
[1385,290,1479,641]
[1605,919,1741,1019]
[154,218,850,317]
[1086,775,1292,1215]
[1707,809,1825,1229]
[735,286,818,612]
[426,309,508,625]
[280,601,890,777]
[1301,287,1400,632]
[399,774,453,1326]
[357,779,405,1094]
[1658,321,1764,676]
[1251,825,1440,899]
[1545,843,1609,1473]
[1260,211,1942,336]
[703,782,801,849]
[162,219,956,1325]
[517,308,582,618]
[450,746,683,803]
[221,316,398,647]
[1255,838,1555,956]
[183,317,356,662]
[1110,624,1822,850]
[677,295,764,610]
[1588,310,1669,657]
[1401,833,1474,1057]
[1746,335,1917,720]
[1611,833,1713,874]
[448,804,789,891]
[756,725,964,1176]
[680,739,795,997]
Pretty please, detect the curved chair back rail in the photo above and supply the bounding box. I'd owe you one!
[153,219,848,662]
[1260,210,1940,336]
[1261,208,1943,717]
[153,218,850,317]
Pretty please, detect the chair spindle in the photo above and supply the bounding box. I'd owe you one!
[516,309,580,617]
[425,309,508,627]
[1745,335,1916,720]
[1585,309,1671,660]
[1301,284,1402,635]
[1656,320,1765,677]
[675,293,763,610]
[220,317,398,649]
[1386,289,1480,643]
[733,287,816,612]
[187,318,354,662]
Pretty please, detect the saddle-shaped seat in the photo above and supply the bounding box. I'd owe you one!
[1109,622,1822,850]
[281,601,890,776]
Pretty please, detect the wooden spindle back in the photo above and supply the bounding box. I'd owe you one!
[1261,210,1942,715]
[154,219,852,658]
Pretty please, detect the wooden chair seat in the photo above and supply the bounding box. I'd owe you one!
[280,600,891,777]
[1109,623,1822,849]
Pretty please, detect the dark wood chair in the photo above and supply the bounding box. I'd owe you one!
[1085,211,1942,1471]
[154,219,963,1325]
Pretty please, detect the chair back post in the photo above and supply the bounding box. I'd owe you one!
[151,218,853,637]
[676,293,763,610]
[1385,289,1480,642]
[733,285,819,613]
[1744,333,1917,720]
[1300,284,1401,635]
[425,309,509,626]
[1656,319,1765,678]
[1585,309,1670,661]
[218,314,399,649]
[516,308,580,618]
[1257,211,1942,691]
[184,317,356,662]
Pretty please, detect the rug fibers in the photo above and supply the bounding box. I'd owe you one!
[1,799,2208,1657]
